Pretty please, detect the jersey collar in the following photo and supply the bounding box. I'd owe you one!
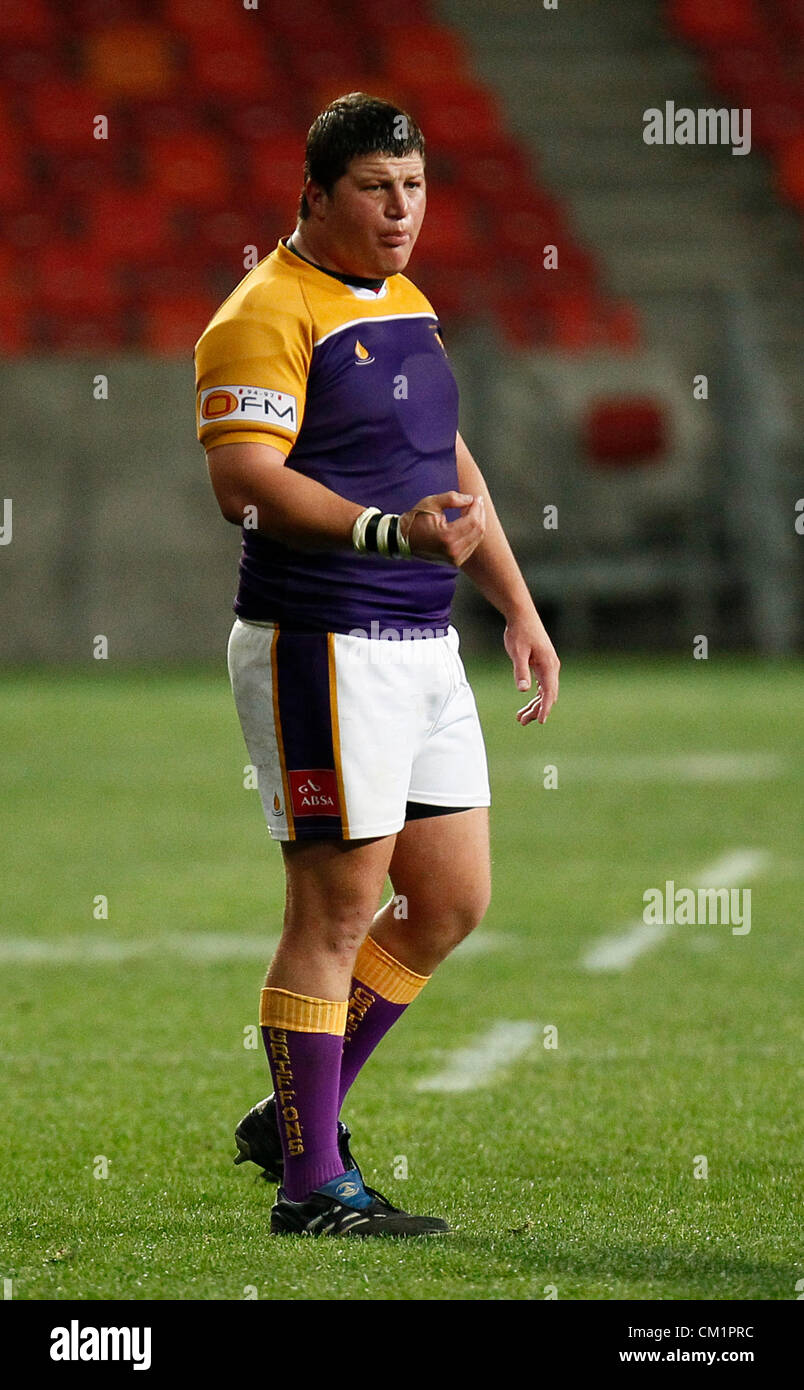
[279,236,389,300]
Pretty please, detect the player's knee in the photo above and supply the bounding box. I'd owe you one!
[451,884,491,941]
[413,881,490,950]
[319,917,370,965]
[286,898,373,964]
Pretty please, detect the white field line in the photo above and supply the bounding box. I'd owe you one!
[0,933,279,964]
[522,753,783,783]
[415,1021,539,1094]
[581,849,771,973]
[0,930,511,966]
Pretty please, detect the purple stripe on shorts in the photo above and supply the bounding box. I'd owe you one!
[275,630,345,838]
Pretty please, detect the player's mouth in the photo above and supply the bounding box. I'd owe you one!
[380,232,409,246]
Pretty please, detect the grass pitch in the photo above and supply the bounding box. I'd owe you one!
[1,654,801,1300]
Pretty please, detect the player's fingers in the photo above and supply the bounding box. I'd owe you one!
[515,694,542,726]
[511,647,532,692]
[532,663,559,723]
[445,495,485,540]
[417,490,474,515]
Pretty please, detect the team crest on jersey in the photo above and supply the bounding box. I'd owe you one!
[199,385,298,432]
[288,770,340,817]
[353,339,375,365]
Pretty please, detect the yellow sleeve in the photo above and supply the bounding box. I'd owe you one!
[194,281,312,453]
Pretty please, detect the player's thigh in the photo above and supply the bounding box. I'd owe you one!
[388,806,490,925]
[281,833,397,933]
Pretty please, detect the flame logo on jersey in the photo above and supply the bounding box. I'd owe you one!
[354,339,374,364]
[272,792,282,816]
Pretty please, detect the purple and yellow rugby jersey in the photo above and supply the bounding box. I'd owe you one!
[194,237,460,635]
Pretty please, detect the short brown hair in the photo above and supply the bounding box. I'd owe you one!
[298,91,425,219]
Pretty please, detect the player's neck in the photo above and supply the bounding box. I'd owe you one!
[288,226,343,274]
[286,229,385,291]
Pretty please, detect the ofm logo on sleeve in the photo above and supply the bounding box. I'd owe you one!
[199,385,298,431]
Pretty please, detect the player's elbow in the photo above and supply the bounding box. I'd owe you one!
[218,493,248,526]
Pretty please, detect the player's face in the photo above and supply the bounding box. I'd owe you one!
[314,154,426,278]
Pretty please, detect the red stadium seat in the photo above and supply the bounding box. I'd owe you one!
[0,147,30,208]
[0,0,58,46]
[84,186,181,265]
[381,24,471,90]
[496,198,570,261]
[248,135,306,217]
[413,190,481,268]
[33,246,124,315]
[25,79,104,154]
[222,103,301,145]
[51,154,119,200]
[259,0,350,41]
[142,293,220,355]
[70,0,144,26]
[126,98,204,140]
[525,244,598,299]
[776,132,804,208]
[413,85,506,155]
[0,290,33,356]
[186,34,285,101]
[83,23,177,98]
[40,310,129,354]
[285,32,367,88]
[450,140,539,203]
[1,46,63,88]
[582,397,667,466]
[669,0,767,49]
[707,45,783,102]
[541,290,608,351]
[349,0,432,27]
[163,0,253,38]
[602,301,641,352]
[774,0,804,47]
[491,289,551,350]
[141,131,232,209]
[3,204,53,253]
[749,93,804,152]
[195,209,284,269]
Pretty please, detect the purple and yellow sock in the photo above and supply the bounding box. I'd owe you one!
[338,935,430,1110]
[260,987,347,1202]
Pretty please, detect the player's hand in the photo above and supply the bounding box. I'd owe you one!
[400,491,486,567]
[504,609,560,725]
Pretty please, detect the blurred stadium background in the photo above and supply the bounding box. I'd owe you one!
[1,0,802,661]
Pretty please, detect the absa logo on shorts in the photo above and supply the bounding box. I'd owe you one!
[289,769,340,817]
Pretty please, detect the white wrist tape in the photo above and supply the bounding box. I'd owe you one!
[352,507,381,553]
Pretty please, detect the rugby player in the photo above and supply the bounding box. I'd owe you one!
[195,93,559,1237]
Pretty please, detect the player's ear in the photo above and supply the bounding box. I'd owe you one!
[304,177,329,220]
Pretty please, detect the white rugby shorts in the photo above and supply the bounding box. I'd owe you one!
[227,618,491,841]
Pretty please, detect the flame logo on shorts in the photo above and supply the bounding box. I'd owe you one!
[272,792,282,816]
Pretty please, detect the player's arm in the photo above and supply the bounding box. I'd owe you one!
[206,440,485,565]
[455,430,559,725]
